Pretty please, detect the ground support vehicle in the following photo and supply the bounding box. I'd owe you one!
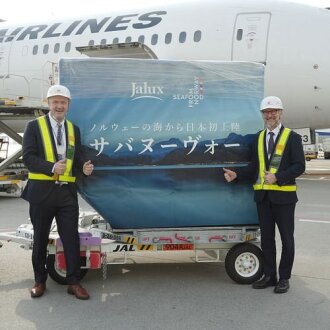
[0,173,27,196]
[0,102,46,196]
[0,133,28,196]
[0,212,263,285]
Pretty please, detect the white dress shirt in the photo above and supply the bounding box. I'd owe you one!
[49,114,66,159]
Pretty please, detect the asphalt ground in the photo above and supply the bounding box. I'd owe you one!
[303,158,330,175]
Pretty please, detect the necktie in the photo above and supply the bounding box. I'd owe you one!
[57,123,62,146]
[268,131,275,158]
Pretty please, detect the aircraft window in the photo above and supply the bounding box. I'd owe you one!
[151,34,158,45]
[54,43,60,53]
[236,29,243,41]
[165,33,172,44]
[101,39,107,45]
[88,40,95,46]
[179,32,187,43]
[194,30,202,42]
[43,44,49,54]
[65,42,71,52]
[32,45,38,55]
[138,35,145,44]
[125,37,132,43]
[113,38,119,44]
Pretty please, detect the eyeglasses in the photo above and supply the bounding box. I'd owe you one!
[261,109,280,115]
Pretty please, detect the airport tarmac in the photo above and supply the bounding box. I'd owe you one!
[303,158,330,175]
[0,161,329,330]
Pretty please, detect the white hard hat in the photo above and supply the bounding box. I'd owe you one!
[260,96,283,111]
[47,84,71,100]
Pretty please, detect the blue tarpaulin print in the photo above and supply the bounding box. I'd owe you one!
[60,58,264,229]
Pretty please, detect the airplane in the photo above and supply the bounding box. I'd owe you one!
[1,0,330,156]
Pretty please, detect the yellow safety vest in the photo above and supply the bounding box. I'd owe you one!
[28,116,76,182]
[253,128,296,192]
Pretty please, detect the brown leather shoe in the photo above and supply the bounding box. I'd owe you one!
[30,282,46,298]
[67,284,90,300]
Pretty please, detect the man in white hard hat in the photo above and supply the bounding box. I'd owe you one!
[223,96,305,293]
[22,84,94,300]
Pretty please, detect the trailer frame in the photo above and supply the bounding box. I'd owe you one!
[0,211,263,285]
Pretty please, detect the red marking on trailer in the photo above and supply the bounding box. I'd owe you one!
[163,244,194,251]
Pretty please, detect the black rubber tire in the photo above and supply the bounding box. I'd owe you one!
[46,254,88,285]
[225,243,263,284]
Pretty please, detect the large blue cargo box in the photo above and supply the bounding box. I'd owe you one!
[60,58,264,229]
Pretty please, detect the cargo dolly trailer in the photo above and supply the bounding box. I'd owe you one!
[0,212,263,285]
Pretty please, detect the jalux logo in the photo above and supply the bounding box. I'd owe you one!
[130,82,164,100]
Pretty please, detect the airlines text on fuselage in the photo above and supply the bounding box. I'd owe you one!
[0,11,167,42]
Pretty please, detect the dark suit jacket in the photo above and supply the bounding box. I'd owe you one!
[21,115,84,204]
[237,126,305,204]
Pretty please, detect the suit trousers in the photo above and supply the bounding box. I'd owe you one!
[256,194,295,280]
[29,184,80,284]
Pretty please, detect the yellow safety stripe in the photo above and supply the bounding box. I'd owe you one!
[123,236,138,245]
[256,130,266,184]
[269,128,291,174]
[253,184,297,191]
[28,116,76,182]
[253,128,296,191]
[28,173,57,180]
[28,173,76,182]
[38,116,55,163]
[138,245,154,251]
[59,121,75,182]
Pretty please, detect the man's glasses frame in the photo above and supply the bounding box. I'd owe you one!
[261,109,281,115]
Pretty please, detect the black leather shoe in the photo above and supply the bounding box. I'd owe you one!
[274,279,290,293]
[252,275,277,289]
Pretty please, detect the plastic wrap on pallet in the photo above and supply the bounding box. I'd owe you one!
[60,58,264,229]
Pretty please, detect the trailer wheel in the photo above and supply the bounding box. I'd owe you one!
[225,243,263,284]
[46,254,88,285]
